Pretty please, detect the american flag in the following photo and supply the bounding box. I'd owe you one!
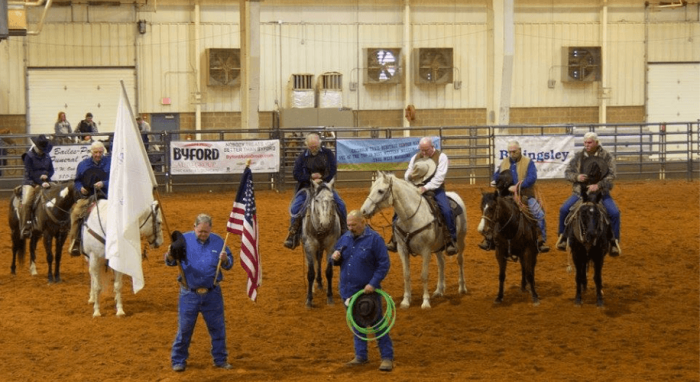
[227,167,261,301]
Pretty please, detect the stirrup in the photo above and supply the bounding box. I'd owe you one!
[555,234,567,251]
[478,238,494,251]
[386,234,397,253]
[283,231,299,250]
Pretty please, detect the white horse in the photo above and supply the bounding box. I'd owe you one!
[81,199,164,317]
[361,171,467,309]
[301,179,341,307]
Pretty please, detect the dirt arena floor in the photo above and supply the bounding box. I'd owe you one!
[0,179,698,381]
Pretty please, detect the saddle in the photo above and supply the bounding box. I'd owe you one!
[419,190,463,251]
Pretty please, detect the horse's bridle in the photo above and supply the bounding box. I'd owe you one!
[139,202,162,246]
[363,176,394,216]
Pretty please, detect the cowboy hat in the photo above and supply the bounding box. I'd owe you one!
[409,159,437,185]
[170,230,187,261]
[30,134,51,152]
[80,167,108,192]
[581,156,609,185]
[352,292,380,327]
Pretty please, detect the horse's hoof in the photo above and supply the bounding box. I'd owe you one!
[494,297,503,304]
[596,301,604,308]
[116,310,126,317]
[399,300,410,309]
[305,300,313,309]
[93,311,102,318]
[327,298,334,306]
[532,300,540,307]
[420,302,431,309]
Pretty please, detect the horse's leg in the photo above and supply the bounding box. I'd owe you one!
[324,251,334,305]
[527,250,540,306]
[432,251,445,298]
[53,232,67,283]
[43,233,55,283]
[88,253,102,317]
[398,249,412,309]
[29,235,38,276]
[495,247,507,304]
[420,251,432,309]
[315,249,323,292]
[574,252,586,306]
[593,252,605,308]
[305,255,315,308]
[114,271,126,316]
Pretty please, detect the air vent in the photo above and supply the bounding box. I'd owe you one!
[317,72,343,108]
[364,48,401,84]
[291,74,315,108]
[318,72,342,91]
[207,48,240,86]
[562,47,601,82]
[414,48,453,85]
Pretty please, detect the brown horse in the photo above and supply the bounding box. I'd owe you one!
[478,188,540,306]
[8,181,77,282]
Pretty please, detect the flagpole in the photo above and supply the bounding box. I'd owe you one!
[214,158,252,285]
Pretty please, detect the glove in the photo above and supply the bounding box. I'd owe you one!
[40,174,48,181]
[41,182,50,188]
[170,230,187,261]
[489,180,496,188]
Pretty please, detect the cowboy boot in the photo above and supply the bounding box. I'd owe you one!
[478,236,494,251]
[283,218,302,250]
[555,234,567,251]
[609,239,621,257]
[386,232,397,252]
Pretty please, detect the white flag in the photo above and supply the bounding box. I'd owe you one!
[105,86,157,293]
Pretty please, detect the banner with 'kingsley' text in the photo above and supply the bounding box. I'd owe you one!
[494,136,576,179]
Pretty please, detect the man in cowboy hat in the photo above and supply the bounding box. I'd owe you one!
[478,140,550,253]
[19,134,54,237]
[387,137,458,256]
[331,210,394,372]
[68,140,112,256]
[556,132,621,256]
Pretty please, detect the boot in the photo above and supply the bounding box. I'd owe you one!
[283,219,302,250]
[386,233,397,253]
[538,241,550,253]
[609,239,621,257]
[445,239,458,256]
[555,234,567,251]
[69,237,81,257]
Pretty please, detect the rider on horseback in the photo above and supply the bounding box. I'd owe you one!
[556,132,621,256]
[68,140,112,256]
[19,135,54,238]
[478,140,550,253]
[283,132,347,250]
[387,137,458,256]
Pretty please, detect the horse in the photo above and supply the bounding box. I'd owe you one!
[360,171,467,309]
[300,179,341,307]
[563,156,614,307]
[478,188,541,306]
[81,199,164,317]
[8,182,77,282]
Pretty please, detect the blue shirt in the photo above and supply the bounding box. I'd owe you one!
[166,231,233,289]
[75,155,112,197]
[493,157,538,189]
[331,226,390,301]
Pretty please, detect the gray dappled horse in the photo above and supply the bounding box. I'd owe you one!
[8,181,77,282]
[81,199,164,317]
[301,179,341,307]
[361,171,467,309]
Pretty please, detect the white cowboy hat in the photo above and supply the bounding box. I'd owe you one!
[409,159,437,185]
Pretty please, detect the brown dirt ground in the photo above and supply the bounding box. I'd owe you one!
[0,179,698,382]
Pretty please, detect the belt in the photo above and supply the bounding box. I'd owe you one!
[190,285,217,295]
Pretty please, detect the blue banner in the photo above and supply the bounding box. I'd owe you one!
[336,137,441,171]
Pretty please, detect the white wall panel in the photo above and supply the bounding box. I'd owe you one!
[27,23,135,67]
[648,22,700,63]
[0,39,26,114]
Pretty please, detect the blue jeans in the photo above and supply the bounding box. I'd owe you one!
[171,287,228,367]
[528,197,547,242]
[289,189,347,226]
[559,194,621,240]
[347,295,394,361]
[433,188,456,241]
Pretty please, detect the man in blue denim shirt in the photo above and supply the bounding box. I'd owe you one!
[331,210,394,372]
[165,213,234,372]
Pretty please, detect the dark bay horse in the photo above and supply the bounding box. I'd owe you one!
[564,156,613,307]
[301,179,341,307]
[9,181,77,282]
[478,189,540,306]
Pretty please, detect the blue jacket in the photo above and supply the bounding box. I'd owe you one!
[23,149,54,185]
[292,146,337,193]
[165,231,233,289]
[75,155,112,197]
[331,226,390,301]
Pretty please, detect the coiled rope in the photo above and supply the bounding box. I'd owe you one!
[345,289,396,341]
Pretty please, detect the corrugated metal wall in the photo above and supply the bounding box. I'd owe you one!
[0,39,26,114]
[2,3,698,118]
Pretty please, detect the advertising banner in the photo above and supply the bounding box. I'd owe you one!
[170,140,280,174]
[50,145,92,181]
[493,136,576,179]
[336,137,441,171]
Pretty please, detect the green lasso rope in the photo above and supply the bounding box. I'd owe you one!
[345,289,396,341]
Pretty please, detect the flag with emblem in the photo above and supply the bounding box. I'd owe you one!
[227,167,262,301]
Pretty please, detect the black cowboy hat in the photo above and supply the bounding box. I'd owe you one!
[581,156,609,185]
[352,292,380,327]
[170,230,187,261]
[31,134,51,152]
[81,167,108,192]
